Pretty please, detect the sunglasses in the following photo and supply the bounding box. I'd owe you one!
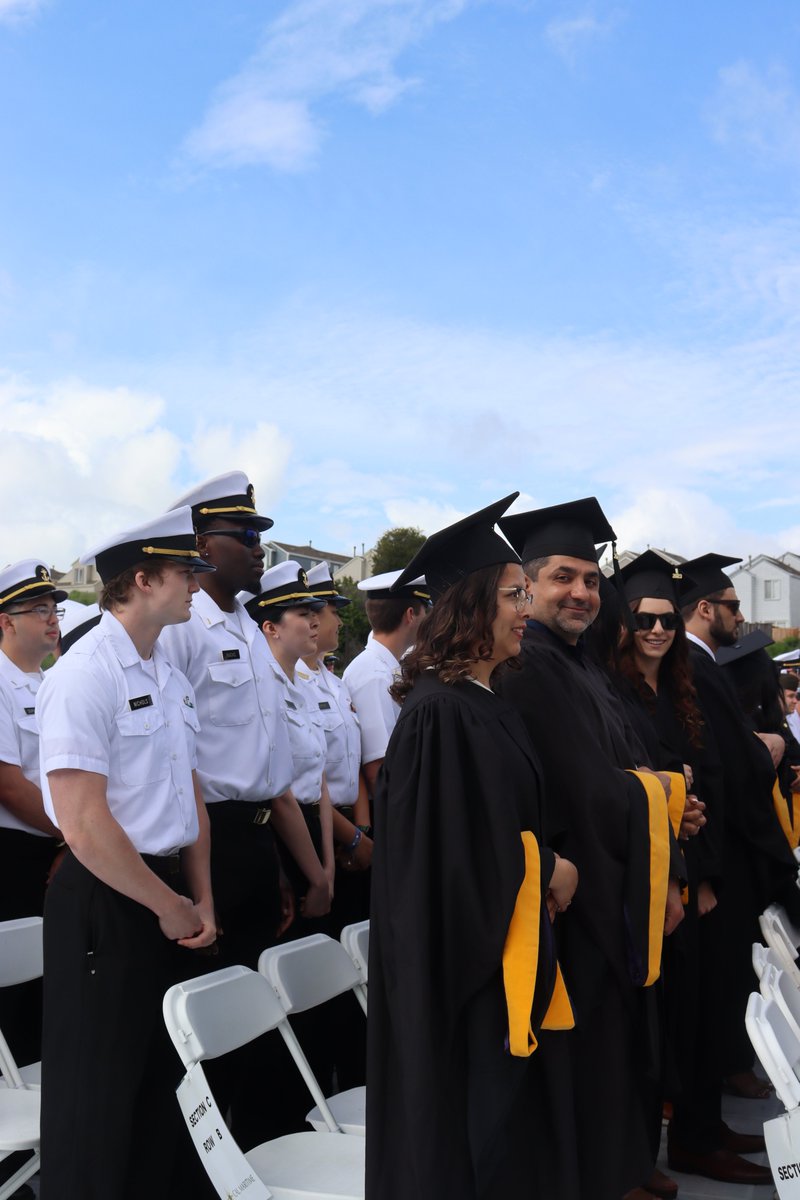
[203,528,262,548]
[709,598,741,615]
[632,611,682,632]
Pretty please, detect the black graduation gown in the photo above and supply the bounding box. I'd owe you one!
[366,674,573,1200]
[687,641,800,1073]
[496,624,673,1200]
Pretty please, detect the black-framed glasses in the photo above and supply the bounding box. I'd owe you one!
[632,611,681,632]
[709,598,741,615]
[203,529,262,548]
[6,605,65,621]
[498,586,533,613]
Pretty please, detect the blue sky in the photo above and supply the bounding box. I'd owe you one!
[2,0,800,567]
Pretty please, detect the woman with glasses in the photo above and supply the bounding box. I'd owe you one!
[367,495,578,1200]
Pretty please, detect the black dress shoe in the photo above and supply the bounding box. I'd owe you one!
[718,1120,767,1154]
[667,1145,772,1185]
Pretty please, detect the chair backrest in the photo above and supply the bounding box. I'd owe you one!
[0,918,43,989]
[753,941,785,981]
[258,934,362,1014]
[746,991,800,1111]
[340,921,369,984]
[762,964,800,1046]
[760,907,800,985]
[163,965,286,1069]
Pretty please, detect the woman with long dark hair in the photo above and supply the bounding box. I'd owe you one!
[366,495,578,1200]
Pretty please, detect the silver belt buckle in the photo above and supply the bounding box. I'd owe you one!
[253,806,271,826]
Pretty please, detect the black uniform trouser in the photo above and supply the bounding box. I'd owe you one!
[39,851,214,1200]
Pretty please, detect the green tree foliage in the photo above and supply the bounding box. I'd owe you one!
[371,526,425,575]
[68,590,96,605]
[337,577,371,670]
[768,635,800,659]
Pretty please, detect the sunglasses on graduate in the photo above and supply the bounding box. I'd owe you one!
[708,598,741,615]
[202,528,262,548]
[632,611,682,632]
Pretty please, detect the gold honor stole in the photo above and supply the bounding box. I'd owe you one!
[772,774,800,850]
[625,770,671,987]
[664,771,689,905]
[502,831,574,1058]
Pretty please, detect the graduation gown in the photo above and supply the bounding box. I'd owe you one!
[366,673,573,1200]
[496,623,673,1200]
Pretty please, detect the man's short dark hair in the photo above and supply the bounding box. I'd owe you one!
[522,556,551,582]
[365,597,426,635]
[100,562,167,611]
[680,588,726,622]
[781,672,799,691]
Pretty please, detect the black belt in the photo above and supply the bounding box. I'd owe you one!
[209,799,273,826]
[336,805,355,820]
[299,801,320,816]
[141,852,182,879]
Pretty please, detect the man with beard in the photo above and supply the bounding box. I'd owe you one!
[678,555,800,1135]
[496,498,678,1200]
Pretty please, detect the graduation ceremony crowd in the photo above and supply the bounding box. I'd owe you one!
[0,471,797,1200]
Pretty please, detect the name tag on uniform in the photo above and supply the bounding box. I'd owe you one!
[129,694,153,711]
[318,701,331,710]
[222,649,240,661]
[23,706,35,716]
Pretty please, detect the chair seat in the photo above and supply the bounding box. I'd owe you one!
[247,1130,364,1199]
[0,1088,40,1152]
[306,1086,366,1136]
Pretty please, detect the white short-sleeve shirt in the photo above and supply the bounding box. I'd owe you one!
[0,651,46,835]
[342,639,401,765]
[37,610,200,856]
[299,663,361,808]
[263,643,326,805]
[158,589,295,804]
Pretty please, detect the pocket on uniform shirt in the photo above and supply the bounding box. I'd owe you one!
[114,708,170,786]
[285,709,324,762]
[206,661,255,727]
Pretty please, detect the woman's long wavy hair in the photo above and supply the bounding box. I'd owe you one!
[390,561,519,703]
[617,597,704,747]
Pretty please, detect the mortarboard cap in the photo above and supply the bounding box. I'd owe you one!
[678,554,742,606]
[500,497,616,565]
[620,551,684,607]
[0,560,67,610]
[82,507,216,584]
[392,493,520,602]
[169,471,274,532]
[306,561,350,608]
[241,561,325,620]
[716,628,774,668]
[357,570,430,603]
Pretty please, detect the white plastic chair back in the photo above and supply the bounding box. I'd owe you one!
[762,964,800,1046]
[761,906,800,986]
[0,918,42,1199]
[258,935,362,1014]
[754,941,785,981]
[340,922,369,1016]
[746,991,800,1111]
[0,917,42,989]
[163,964,286,1069]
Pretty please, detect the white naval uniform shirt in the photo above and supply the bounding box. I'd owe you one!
[299,662,361,809]
[263,643,326,805]
[0,651,46,836]
[158,590,294,804]
[37,610,200,856]
[342,638,401,765]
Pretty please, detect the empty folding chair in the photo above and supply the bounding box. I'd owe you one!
[760,904,800,987]
[0,917,43,1200]
[163,965,364,1200]
[746,990,800,1111]
[340,920,369,1016]
[753,941,786,982]
[259,934,366,1135]
[761,964,800,1046]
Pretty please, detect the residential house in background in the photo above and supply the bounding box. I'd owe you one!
[730,556,800,628]
[262,540,350,575]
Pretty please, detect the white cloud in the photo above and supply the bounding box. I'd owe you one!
[186,422,292,513]
[180,0,468,173]
[544,10,620,66]
[0,0,45,22]
[707,60,800,165]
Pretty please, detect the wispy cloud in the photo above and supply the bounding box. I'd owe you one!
[544,9,621,66]
[0,0,46,23]
[181,0,468,173]
[707,60,800,165]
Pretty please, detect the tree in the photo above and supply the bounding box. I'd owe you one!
[68,591,96,605]
[336,577,371,671]
[371,526,425,575]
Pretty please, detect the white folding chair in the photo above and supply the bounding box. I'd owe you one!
[0,917,43,1200]
[163,965,364,1200]
[259,935,366,1136]
[339,921,369,1016]
[754,941,786,982]
[760,905,800,988]
[746,990,800,1111]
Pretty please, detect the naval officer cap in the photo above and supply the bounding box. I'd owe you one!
[0,560,68,610]
[357,570,430,603]
[620,551,685,607]
[81,507,217,584]
[500,496,616,565]
[169,470,274,533]
[241,560,326,620]
[392,493,521,602]
[678,554,742,607]
[307,561,351,608]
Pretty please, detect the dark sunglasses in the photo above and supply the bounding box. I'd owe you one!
[709,598,741,615]
[632,611,682,632]
[203,528,262,548]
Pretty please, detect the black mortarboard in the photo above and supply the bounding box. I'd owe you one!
[678,554,742,606]
[499,497,616,565]
[716,628,774,667]
[620,551,684,606]
[392,493,521,602]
